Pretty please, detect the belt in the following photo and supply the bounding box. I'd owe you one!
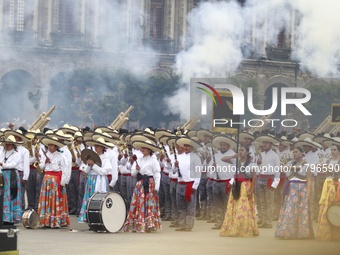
[137,173,153,194]
[122,173,131,177]
[178,181,194,202]
[236,177,252,182]
[163,172,169,176]
[170,178,178,182]
[72,167,79,170]
[30,166,36,170]
[214,179,230,183]
[258,174,274,179]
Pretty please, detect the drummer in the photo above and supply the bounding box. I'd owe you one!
[37,136,70,228]
[78,137,114,223]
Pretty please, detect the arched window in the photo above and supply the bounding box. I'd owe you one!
[58,0,75,33]
[150,0,164,39]
[8,0,25,31]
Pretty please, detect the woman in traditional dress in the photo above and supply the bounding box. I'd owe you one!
[0,135,23,224]
[275,146,314,239]
[315,142,340,241]
[37,136,70,228]
[220,145,259,237]
[78,137,113,223]
[124,139,161,233]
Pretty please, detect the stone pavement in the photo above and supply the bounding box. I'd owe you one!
[12,216,340,255]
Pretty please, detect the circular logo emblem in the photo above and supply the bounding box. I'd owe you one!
[106,198,113,209]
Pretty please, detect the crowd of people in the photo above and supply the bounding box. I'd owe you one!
[0,124,339,241]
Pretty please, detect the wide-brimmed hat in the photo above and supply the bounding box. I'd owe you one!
[130,134,157,144]
[86,137,114,149]
[25,129,39,140]
[155,130,173,140]
[107,130,120,140]
[95,126,113,133]
[48,130,73,141]
[166,136,177,148]
[81,149,102,167]
[92,130,118,145]
[254,134,280,145]
[74,131,84,142]
[298,132,315,141]
[0,135,24,145]
[132,140,160,152]
[293,137,318,148]
[196,129,213,141]
[4,129,29,142]
[279,136,293,147]
[313,133,332,144]
[40,136,64,148]
[324,137,340,147]
[159,135,175,145]
[59,124,79,135]
[239,131,255,142]
[211,135,237,149]
[176,136,202,150]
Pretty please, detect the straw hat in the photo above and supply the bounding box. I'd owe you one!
[74,131,84,142]
[132,140,160,152]
[239,131,255,142]
[176,136,202,150]
[298,132,315,141]
[0,135,24,145]
[166,136,177,148]
[94,126,113,133]
[40,136,64,148]
[279,136,293,147]
[86,137,114,149]
[254,134,280,145]
[293,137,318,148]
[155,130,173,140]
[313,133,332,144]
[196,129,213,141]
[92,130,118,144]
[211,135,237,149]
[81,149,102,167]
[49,130,73,141]
[59,124,79,135]
[324,137,340,147]
[4,129,29,142]
[130,134,157,144]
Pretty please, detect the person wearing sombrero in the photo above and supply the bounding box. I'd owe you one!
[124,139,162,233]
[37,136,70,228]
[78,137,114,223]
[254,134,280,228]
[315,138,340,241]
[173,136,201,232]
[239,131,257,163]
[4,129,30,211]
[0,135,23,224]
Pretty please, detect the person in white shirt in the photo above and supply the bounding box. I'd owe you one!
[0,135,23,224]
[124,140,161,233]
[37,136,70,228]
[78,137,114,223]
[275,146,314,239]
[173,136,201,232]
[255,135,281,228]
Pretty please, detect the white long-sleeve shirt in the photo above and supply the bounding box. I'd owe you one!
[0,148,21,173]
[61,145,72,184]
[39,150,69,186]
[106,148,118,187]
[304,150,320,176]
[131,155,161,191]
[213,149,236,180]
[174,152,201,190]
[259,149,280,189]
[16,145,30,181]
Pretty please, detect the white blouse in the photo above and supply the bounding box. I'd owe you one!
[0,148,21,173]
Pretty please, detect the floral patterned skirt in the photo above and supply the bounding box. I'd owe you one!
[316,179,340,241]
[37,174,70,228]
[124,178,161,233]
[0,169,22,223]
[220,181,259,237]
[275,182,314,239]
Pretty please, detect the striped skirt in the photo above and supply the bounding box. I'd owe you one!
[78,174,109,223]
[275,182,314,239]
[0,169,22,223]
[38,174,70,228]
[124,178,161,233]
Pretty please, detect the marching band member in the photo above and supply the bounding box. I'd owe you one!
[0,135,23,224]
[220,145,259,237]
[173,136,201,232]
[254,134,281,228]
[211,134,237,230]
[275,146,314,239]
[239,131,257,163]
[124,139,161,233]
[315,140,340,241]
[78,137,114,223]
[37,136,70,228]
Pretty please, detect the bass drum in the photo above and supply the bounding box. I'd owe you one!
[22,209,39,229]
[326,203,340,227]
[86,192,127,233]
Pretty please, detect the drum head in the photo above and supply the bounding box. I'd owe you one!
[101,192,127,233]
[327,204,340,227]
[22,210,39,229]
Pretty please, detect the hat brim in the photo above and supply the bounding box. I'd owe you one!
[176,137,201,150]
[324,139,340,147]
[132,141,160,152]
[255,135,280,145]
[92,134,118,145]
[81,149,102,167]
[196,130,213,141]
[59,128,78,135]
[293,140,317,148]
[298,133,315,141]
[239,132,255,142]
[40,137,64,148]
[86,140,114,149]
[155,130,173,140]
[4,130,29,142]
[212,135,237,149]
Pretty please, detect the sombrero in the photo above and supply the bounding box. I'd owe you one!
[40,136,64,148]
[298,132,315,141]
[239,131,255,142]
[92,130,118,144]
[48,130,73,141]
[25,129,39,140]
[4,129,29,142]
[59,124,79,135]
[0,135,24,145]
[196,129,213,141]
[86,137,114,149]
[279,136,293,147]
[74,131,84,142]
[211,135,237,149]
[130,134,157,144]
[106,130,120,140]
[132,140,160,152]
[313,133,332,144]
[95,126,113,133]
[176,136,202,150]
[324,137,340,147]
[81,149,102,167]
[159,135,175,145]
[293,137,318,148]
[166,136,177,148]
[155,130,173,140]
[254,134,280,145]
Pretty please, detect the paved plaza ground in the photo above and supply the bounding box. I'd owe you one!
[11,216,339,255]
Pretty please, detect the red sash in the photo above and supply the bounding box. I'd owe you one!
[163,172,169,176]
[259,174,274,188]
[45,171,62,198]
[178,181,194,202]
[214,179,231,194]
[170,178,178,182]
[122,173,131,177]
